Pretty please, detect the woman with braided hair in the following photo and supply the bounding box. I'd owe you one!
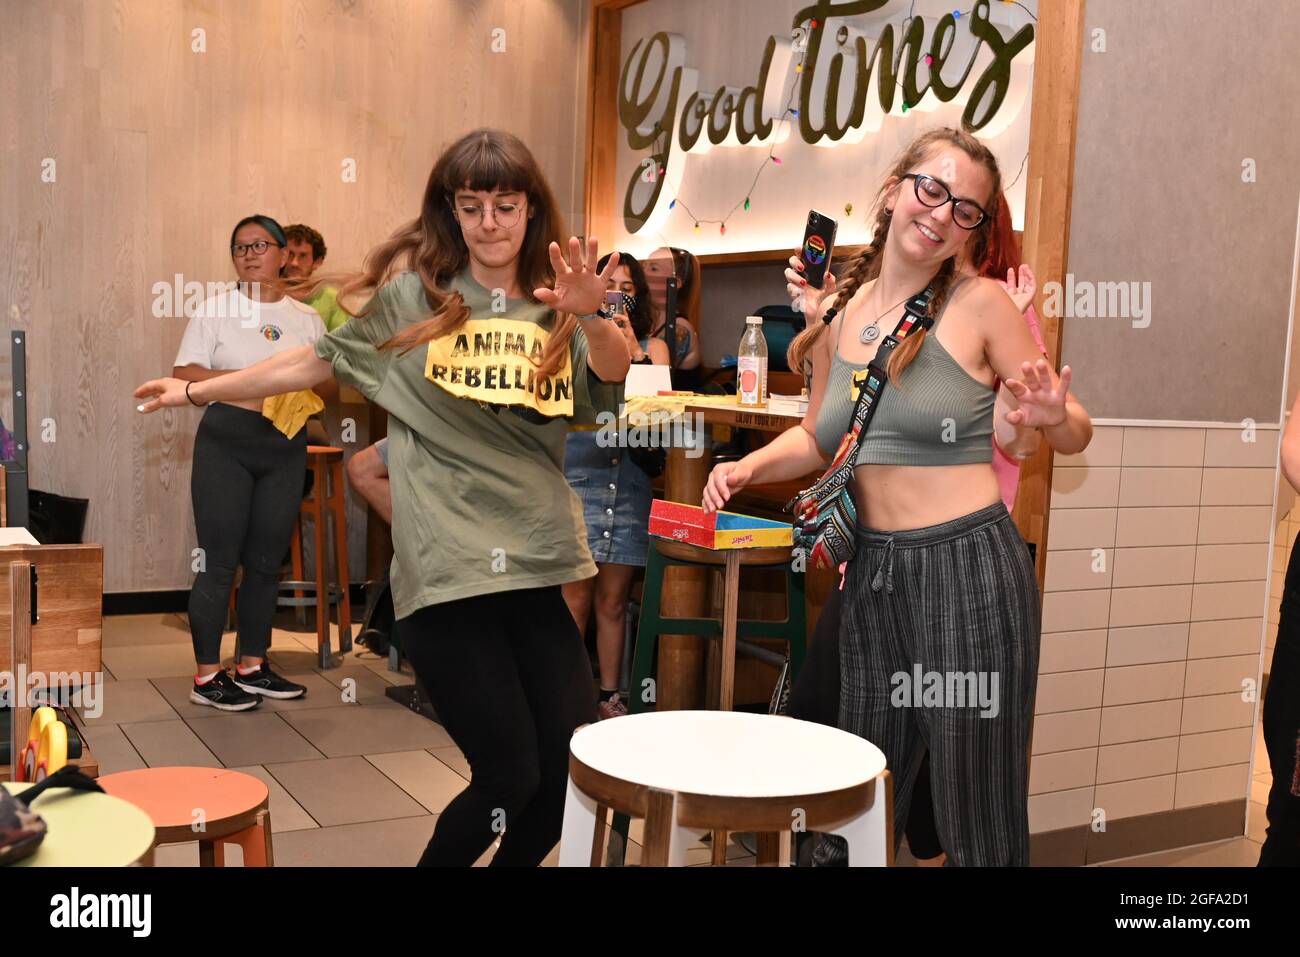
[703,127,1093,865]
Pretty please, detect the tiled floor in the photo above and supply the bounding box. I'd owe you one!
[88,612,1278,867]
[89,612,760,867]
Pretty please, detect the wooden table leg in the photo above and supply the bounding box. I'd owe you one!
[719,550,740,713]
[658,444,712,711]
[757,832,782,866]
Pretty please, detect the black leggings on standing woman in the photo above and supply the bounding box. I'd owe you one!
[399,585,598,866]
[188,403,307,664]
[1260,531,1300,865]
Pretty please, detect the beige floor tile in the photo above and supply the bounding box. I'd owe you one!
[80,723,147,775]
[228,764,320,832]
[1097,836,1260,867]
[120,719,221,768]
[269,815,438,866]
[185,711,327,766]
[101,642,202,681]
[314,665,400,704]
[102,613,192,647]
[76,678,178,726]
[360,657,417,686]
[265,756,428,827]
[429,746,470,780]
[280,701,452,756]
[365,750,470,814]
[1250,776,1271,805]
[1247,802,1267,844]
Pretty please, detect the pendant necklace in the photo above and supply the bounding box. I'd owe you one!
[860,287,912,344]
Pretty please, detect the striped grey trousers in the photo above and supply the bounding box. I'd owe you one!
[829,502,1041,866]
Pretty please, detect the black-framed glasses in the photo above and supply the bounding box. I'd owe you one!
[450,200,525,229]
[901,173,988,230]
[231,240,282,257]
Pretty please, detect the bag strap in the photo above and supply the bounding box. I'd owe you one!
[14,766,104,807]
[844,286,934,435]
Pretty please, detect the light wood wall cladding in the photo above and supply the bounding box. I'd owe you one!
[0,0,588,592]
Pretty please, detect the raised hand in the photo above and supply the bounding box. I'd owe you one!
[785,254,837,317]
[134,377,191,413]
[534,237,618,317]
[1005,263,1037,314]
[1002,360,1071,429]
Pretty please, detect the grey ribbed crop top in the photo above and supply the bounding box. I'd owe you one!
[813,279,996,466]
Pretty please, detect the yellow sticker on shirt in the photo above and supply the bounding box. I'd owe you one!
[850,368,869,401]
[423,317,574,417]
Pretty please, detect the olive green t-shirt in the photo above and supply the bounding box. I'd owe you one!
[314,269,624,618]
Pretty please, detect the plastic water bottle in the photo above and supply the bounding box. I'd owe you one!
[737,316,768,409]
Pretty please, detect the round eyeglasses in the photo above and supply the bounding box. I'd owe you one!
[901,173,988,230]
[450,201,525,229]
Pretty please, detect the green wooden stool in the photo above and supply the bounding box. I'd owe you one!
[612,538,807,864]
[629,539,806,714]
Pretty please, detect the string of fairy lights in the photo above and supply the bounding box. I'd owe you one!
[646,1,1037,239]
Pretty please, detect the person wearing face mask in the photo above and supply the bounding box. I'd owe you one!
[562,252,670,720]
[170,214,327,711]
[704,128,1093,866]
[136,130,629,867]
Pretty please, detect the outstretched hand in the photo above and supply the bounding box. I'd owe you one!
[1004,264,1037,314]
[1002,360,1071,429]
[533,237,619,317]
[134,377,191,413]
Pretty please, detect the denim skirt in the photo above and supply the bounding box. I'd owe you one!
[564,429,653,567]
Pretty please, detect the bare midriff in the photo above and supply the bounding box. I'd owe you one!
[852,462,1002,532]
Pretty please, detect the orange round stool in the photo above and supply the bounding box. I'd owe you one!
[99,767,273,867]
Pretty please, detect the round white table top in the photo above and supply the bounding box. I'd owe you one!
[571,711,886,798]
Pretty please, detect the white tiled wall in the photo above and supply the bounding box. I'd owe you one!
[1032,424,1277,836]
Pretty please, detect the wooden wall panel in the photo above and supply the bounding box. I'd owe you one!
[1,0,586,592]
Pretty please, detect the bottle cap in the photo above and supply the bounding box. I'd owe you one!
[745,315,763,324]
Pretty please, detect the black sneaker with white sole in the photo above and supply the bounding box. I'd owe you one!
[233,663,307,700]
[191,670,261,712]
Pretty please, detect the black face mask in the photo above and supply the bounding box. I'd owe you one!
[620,292,638,317]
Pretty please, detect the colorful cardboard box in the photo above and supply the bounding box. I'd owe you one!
[648,500,793,550]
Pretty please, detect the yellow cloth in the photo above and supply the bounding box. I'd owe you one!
[262,389,325,438]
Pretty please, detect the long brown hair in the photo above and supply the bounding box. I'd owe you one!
[308,129,572,378]
[787,128,1002,383]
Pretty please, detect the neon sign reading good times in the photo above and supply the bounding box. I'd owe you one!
[617,0,1034,233]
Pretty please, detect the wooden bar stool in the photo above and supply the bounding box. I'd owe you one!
[280,445,352,669]
[630,539,807,715]
[99,767,274,867]
[559,712,892,867]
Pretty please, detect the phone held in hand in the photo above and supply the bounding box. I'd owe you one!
[605,291,625,318]
[800,209,838,290]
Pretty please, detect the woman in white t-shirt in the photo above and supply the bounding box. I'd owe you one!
[173,214,327,711]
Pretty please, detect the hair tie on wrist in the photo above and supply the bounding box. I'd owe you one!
[186,381,202,406]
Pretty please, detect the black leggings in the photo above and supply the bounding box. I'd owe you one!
[398,585,597,866]
[189,403,306,665]
[787,579,944,860]
[1260,532,1300,865]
